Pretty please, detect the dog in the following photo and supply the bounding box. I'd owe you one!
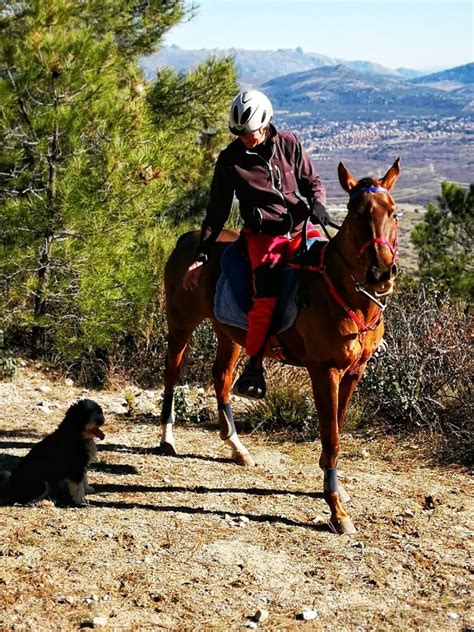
[0,399,105,506]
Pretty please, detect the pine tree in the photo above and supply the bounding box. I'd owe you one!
[0,1,237,365]
[412,182,473,302]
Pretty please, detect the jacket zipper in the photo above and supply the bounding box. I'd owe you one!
[245,145,293,233]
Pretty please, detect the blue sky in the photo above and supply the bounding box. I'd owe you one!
[165,0,473,70]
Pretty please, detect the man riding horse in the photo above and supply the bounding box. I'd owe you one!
[183,90,329,399]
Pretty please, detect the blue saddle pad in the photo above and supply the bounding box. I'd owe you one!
[213,241,299,333]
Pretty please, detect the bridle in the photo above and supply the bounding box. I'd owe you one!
[349,185,399,267]
[293,185,399,338]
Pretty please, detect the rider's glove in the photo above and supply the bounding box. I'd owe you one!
[310,201,330,226]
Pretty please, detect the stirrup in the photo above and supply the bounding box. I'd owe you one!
[233,366,266,400]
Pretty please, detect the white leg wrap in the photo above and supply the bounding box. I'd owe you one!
[161,423,175,446]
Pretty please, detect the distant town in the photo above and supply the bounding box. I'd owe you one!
[279,114,473,205]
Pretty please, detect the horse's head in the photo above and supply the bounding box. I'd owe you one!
[337,159,400,297]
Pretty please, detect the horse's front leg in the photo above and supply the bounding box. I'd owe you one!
[213,327,255,466]
[309,364,356,534]
[330,370,365,505]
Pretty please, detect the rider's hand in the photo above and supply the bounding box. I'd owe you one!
[183,260,204,291]
[310,201,330,226]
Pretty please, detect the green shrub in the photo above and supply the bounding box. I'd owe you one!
[356,279,473,464]
[172,385,208,423]
[0,330,16,381]
[241,380,317,441]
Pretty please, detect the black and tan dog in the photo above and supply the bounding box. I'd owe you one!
[0,399,105,506]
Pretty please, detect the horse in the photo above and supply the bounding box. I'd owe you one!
[157,159,400,534]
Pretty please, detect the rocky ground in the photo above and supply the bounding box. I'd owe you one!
[0,364,472,631]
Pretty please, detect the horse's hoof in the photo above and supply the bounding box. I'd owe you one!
[338,484,351,504]
[233,450,255,467]
[330,517,357,535]
[153,442,177,457]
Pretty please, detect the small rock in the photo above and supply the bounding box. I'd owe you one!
[163,477,171,484]
[311,515,327,524]
[110,404,128,415]
[92,617,108,627]
[80,616,108,628]
[423,495,436,510]
[36,402,52,414]
[64,378,74,386]
[298,609,318,621]
[239,516,250,524]
[404,509,415,518]
[37,385,52,393]
[254,608,269,622]
[245,621,258,629]
[448,611,460,620]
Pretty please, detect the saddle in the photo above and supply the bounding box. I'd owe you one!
[213,234,327,334]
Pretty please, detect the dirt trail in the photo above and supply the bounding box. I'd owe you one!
[0,366,472,631]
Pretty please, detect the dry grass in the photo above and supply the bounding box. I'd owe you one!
[0,364,472,631]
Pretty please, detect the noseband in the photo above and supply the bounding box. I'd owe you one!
[349,186,399,265]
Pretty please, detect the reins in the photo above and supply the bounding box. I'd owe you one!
[291,242,383,337]
[293,186,397,338]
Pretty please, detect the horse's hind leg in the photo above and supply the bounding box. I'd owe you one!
[213,328,255,466]
[155,326,193,456]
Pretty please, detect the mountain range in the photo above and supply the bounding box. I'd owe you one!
[141,45,427,85]
[142,47,473,120]
[263,63,473,120]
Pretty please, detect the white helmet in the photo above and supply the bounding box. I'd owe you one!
[229,90,273,136]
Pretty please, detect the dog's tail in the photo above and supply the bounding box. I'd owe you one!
[0,471,11,504]
[0,473,50,505]
[0,470,11,489]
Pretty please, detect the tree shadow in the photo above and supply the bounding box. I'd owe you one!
[0,430,45,439]
[0,440,35,450]
[87,499,330,532]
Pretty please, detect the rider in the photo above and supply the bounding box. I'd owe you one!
[183,89,329,398]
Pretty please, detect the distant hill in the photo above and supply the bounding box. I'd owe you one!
[262,64,471,120]
[141,45,427,86]
[409,62,474,98]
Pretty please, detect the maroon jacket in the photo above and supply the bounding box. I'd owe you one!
[196,124,326,258]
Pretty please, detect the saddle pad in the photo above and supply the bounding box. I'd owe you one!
[213,241,299,332]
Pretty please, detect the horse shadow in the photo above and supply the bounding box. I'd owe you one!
[0,435,327,531]
[87,498,331,532]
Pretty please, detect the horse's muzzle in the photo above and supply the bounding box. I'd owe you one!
[365,262,399,295]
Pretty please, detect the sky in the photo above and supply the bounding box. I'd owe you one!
[164,0,474,71]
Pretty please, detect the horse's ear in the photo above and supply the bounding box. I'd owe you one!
[380,158,400,191]
[338,162,358,193]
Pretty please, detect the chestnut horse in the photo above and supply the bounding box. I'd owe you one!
[157,159,400,534]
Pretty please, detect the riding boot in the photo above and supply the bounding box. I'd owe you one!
[233,355,266,400]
